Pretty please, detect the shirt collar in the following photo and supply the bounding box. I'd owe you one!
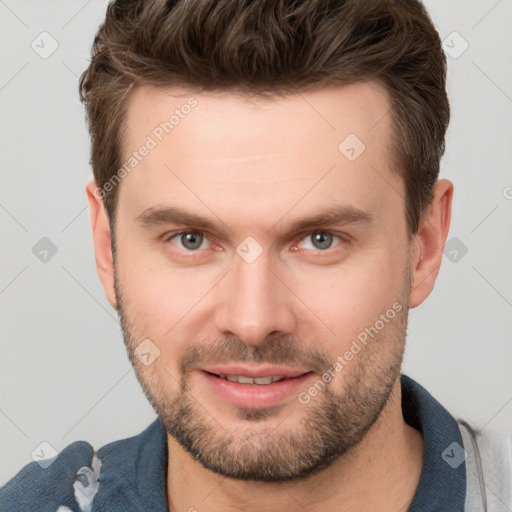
[401,374,466,511]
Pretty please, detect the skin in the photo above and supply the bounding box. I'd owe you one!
[86,81,453,511]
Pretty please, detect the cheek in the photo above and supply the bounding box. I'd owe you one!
[286,244,407,354]
[115,241,221,366]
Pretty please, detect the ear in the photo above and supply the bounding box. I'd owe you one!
[86,181,117,310]
[408,179,453,309]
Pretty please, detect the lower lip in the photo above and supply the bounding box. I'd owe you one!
[199,370,315,409]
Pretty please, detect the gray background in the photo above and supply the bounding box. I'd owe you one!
[1,0,511,484]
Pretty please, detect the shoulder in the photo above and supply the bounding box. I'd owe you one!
[0,441,95,512]
[0,420,165,512]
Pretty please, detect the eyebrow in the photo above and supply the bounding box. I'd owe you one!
[135,204,374,234]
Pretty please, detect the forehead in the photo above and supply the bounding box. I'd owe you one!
[123,81,392,156]
[118,81,403,230]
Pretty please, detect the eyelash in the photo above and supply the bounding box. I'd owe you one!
[162,230,349,256]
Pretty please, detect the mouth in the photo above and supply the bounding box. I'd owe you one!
[198,366,315,409]
[207,373,288,385]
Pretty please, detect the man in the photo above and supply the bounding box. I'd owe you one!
[1,0,510,511]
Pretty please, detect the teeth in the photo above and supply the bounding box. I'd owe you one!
[253,377,273,385]
[238,376,255,384]
[217,374,286,385]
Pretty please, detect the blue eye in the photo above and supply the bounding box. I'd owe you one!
[298,232,341,251]
[170,232,210,251]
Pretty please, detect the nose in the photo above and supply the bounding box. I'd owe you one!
[213,249,297,346]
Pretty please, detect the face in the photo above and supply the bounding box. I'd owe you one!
[111,82,414,481]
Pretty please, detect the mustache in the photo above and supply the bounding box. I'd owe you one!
[179,334,332,376]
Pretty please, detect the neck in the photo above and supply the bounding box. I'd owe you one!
[166,377,424,512]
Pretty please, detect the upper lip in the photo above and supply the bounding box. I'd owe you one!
[200,364,311,379]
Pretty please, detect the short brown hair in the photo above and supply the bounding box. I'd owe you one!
[79,0,449,237]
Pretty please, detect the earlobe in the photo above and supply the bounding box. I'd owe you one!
[85,181,117,309]
[408,179,453,309]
